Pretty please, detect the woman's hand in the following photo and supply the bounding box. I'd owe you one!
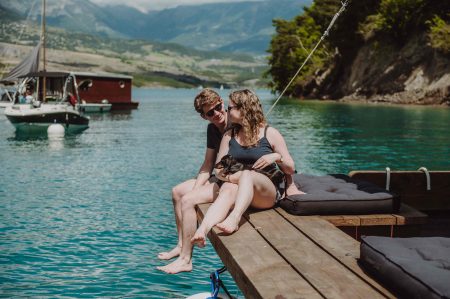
[252,153,281,170]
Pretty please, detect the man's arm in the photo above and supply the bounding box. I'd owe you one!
[193,147,217,189]
[213,132,232,182]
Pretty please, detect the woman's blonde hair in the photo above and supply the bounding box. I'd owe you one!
[229,89,266,146]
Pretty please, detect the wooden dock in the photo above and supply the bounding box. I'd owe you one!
[196,204,427,298]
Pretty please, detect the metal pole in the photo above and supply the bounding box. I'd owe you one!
[41,0,46,102]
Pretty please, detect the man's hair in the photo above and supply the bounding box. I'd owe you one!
[194,88,221,114]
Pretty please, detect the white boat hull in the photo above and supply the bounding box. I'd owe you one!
[4,103,89,133]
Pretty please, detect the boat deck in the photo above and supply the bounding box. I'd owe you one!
[196,170,449,298]
[196,203,428,298]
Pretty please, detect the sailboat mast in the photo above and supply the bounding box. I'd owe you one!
[41,0,46,102]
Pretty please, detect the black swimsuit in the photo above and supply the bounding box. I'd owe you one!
[228,126,284,197]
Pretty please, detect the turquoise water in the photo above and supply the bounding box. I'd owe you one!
[1,88,449,298]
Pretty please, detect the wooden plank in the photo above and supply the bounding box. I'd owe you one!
[321,205,426,227]
[349,171,450,211]
[247,209,388,299]
[277,208,395,298]
[196,204,322,299]
[320,215,361,226]
[394,204,428,225]
[358,214,396,226]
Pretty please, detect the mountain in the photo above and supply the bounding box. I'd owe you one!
[0,16,268,89]
[0,0,126,38]
[0,0,311,54]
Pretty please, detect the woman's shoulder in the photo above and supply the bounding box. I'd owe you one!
[265,125,281,137]
[265,125,284,143]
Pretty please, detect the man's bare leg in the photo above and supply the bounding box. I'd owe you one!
[156,183,218,274]
[158,179,196,260]
[191,183,238,247]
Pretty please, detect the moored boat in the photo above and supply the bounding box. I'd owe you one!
[4,71,89,133]
[74,72,138,110]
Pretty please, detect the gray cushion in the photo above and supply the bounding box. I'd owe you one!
[279,173,398,215]
[360,236,450,299]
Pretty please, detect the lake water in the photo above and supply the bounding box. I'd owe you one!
[1,88,449,298]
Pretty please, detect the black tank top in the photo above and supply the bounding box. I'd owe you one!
[228,126,274,166]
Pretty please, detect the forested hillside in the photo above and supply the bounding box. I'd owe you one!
[267,0,450,105]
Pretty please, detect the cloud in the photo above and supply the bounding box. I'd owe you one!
[90,0,263,13]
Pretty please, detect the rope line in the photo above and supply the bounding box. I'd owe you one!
[266,0,349,116]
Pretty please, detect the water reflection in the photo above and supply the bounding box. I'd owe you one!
[48,136,65,151]
[87,110,134,122]
[6,128,89,153]
[269,99,450,174]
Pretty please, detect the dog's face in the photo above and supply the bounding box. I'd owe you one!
[215,154,235,169]
[215,154,244,175]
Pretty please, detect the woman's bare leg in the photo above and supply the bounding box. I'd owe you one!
[158,179,196,260]
[216,170,276,234]
[285,174,306,196]
[191,183,238,247]
[156,183,218,274]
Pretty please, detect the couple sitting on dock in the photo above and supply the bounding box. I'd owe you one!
[157,88,303,274]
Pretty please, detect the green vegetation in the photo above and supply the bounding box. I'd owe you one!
[428,15,450,53]
[369,0,427,41]
[266,0,450,95]
[133,73,194,88]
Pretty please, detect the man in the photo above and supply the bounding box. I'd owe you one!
[156,88,238,274]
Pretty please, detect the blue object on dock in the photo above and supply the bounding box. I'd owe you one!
[208,266,232,299]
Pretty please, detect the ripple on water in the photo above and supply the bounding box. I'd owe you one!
[1,90,449,297]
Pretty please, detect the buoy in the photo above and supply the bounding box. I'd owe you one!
[47,123,65,138]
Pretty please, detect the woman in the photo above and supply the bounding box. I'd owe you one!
[191,89,297,246]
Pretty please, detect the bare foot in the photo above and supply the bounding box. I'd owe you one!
[216,215,240,234]
[157,245,181,260]
[286,182,306,196]
[156,257,192,274]
[191,228,207,248]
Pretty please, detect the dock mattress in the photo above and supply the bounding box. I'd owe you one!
[279,173,398,215]
[360,236,450,299]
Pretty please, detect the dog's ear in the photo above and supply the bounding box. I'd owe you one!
[215,160,224,169]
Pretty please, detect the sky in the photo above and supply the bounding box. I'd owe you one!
[90,0,263,13]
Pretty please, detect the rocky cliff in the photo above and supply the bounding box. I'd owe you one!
[267,0,450,106]
[317,32,450,106]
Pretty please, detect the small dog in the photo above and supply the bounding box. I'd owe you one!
[215,154,285,185]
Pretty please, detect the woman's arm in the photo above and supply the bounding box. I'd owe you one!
[259,127,296,175]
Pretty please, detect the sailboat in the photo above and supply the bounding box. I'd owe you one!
[0,41,42,109]
[4,0,89,133]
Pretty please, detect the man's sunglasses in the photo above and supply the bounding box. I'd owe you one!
[204,103,223,117]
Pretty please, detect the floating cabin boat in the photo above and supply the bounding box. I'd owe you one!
[74,72,138,112]
[196,170,450,298]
